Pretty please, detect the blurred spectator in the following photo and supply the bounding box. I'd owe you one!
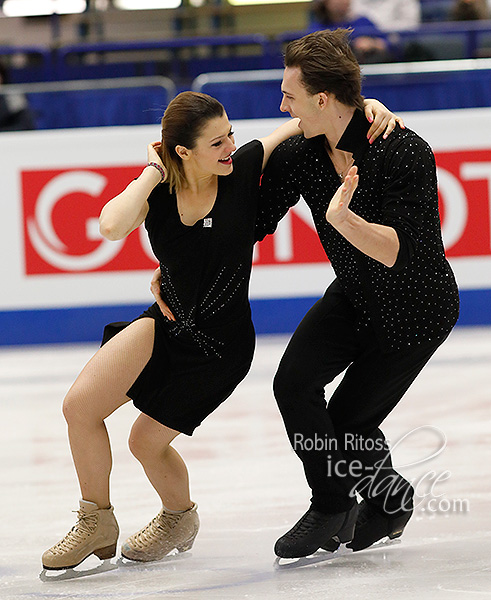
[0,61,35,132]
[352,0,421,31]
[309,0,395,62]
[450,0,490,20]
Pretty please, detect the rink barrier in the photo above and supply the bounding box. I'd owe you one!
[1,111,489,346]
[192,59,491,118]
[0,76,176,129]
[0,290,485,346]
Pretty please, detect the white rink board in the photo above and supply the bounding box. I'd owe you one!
[0,107,490,312]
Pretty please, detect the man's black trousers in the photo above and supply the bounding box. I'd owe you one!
[273,280,448,515]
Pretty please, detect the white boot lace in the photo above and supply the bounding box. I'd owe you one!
[130,511,181,551]
[50,510,98,555]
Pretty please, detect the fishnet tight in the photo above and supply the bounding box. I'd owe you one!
[62,318,190,510]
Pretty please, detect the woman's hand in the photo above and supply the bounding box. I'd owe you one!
[147,142,166,170]
[326,166,359,227]
[150,267,176,321]
[364,99,405,145]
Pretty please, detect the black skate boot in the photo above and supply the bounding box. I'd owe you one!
[347,500,413,551]
[274,503,358,559]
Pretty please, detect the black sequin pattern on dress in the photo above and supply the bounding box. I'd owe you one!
[104,141,264,435]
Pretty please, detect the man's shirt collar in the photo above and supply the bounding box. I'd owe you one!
[307,109,371,162]
[336,108,371,162]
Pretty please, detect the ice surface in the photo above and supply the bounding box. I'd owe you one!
[1,328,490,599]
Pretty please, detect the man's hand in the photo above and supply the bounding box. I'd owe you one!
[325,166,399,268]
[326,166,359,227]
[150,267,176,321]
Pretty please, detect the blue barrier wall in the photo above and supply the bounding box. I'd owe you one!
[16,67,491,129]
[0,289,485,346]
[4,21,491,129]
[1,55,490,345]
[197,68,491,120]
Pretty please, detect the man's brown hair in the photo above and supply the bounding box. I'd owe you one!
[285,28,364,110]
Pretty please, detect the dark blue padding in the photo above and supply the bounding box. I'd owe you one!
[196,67,491,119]
[26,87,170,129]
[0,289,485,346]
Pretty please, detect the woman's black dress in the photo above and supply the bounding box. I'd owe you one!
[103,140,264,435]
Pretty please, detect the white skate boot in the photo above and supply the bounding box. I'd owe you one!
[121,503,199,562]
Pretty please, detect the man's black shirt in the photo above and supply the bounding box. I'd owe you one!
[256,110,459,351]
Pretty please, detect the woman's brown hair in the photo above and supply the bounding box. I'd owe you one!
[160,91,225,192]
[284,28,365,110]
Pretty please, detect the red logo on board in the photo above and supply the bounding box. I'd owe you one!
[20,150,491,275]
[21,166,156,274]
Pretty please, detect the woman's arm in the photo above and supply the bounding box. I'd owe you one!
[258,118,302,171]
[364,98,405,145]
[99,142,165,241]
[258,100,403,172]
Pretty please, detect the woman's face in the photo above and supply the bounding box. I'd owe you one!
[186,112,237,177]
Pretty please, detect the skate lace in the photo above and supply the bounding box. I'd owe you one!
[289,511,324,539]
[357,502,378,527]
[51,510,98,555]
[131,511,181,550]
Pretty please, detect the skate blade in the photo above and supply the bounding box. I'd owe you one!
[274,545,354,569]
[116,549,191,569]
[39,559,118,582]
[368,536,401,550]
[274,538,402,569]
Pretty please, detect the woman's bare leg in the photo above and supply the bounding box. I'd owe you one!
[123,418,198,562]
[129,415,192,511]
[62,318,155,508]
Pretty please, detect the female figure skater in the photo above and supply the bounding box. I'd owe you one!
[41,91,401,573]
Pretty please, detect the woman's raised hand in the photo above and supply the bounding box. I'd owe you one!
[364,99,405,145]
[147,142,165,169]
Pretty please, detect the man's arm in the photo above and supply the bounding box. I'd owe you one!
[327,133,435,270]
[326,166,400,268]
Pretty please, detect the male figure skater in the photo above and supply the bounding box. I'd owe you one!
[256,29,459,558]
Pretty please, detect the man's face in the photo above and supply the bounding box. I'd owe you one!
[280,66,322,138]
